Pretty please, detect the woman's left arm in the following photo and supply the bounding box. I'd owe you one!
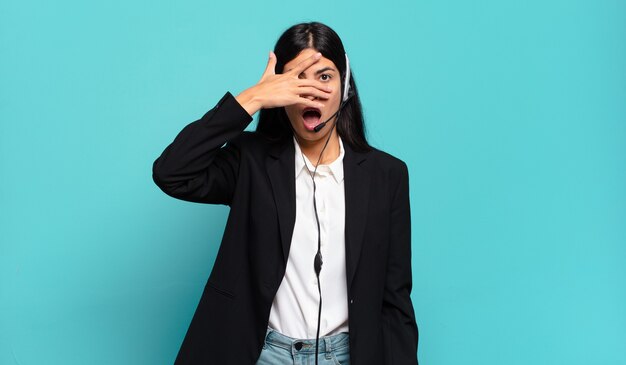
[382,161,419,364]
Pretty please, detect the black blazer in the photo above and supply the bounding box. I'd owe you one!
[152,92,419,364]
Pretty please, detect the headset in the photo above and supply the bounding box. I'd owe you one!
[312,53,352,132]
[295,52,352,365]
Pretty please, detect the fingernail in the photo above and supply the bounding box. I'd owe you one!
[315,52,322,58]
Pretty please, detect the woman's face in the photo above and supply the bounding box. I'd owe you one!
[283,48,342,143]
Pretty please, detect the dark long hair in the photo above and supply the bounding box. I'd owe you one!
[256,22,371,152]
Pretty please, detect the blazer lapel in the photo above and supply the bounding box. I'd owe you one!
[265,136,370,290]
[343,144,370,290]
[266,138,296,264]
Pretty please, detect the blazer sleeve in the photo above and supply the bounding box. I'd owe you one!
[152,91,253,205]
[382,161,419,364]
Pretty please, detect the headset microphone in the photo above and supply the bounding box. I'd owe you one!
[312,53,352,133]
[312,93,353,133]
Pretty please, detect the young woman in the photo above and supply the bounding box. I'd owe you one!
[153,22,418,365]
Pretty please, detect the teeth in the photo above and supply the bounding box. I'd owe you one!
[302,108,321,116]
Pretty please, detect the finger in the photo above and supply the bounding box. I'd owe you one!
[261,51,277,78]
[288,52,322,76]
[295,79,333,93]
[296,97,326,109]
[296,86,332,100]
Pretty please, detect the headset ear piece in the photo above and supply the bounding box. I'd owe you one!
[343,53,351,103]
[343,91,354,105]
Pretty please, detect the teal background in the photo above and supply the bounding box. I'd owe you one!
[1,0,625,363]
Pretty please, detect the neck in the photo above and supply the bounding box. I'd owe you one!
[297,129,340,166]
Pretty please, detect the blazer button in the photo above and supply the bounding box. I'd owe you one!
[350,298,354,304]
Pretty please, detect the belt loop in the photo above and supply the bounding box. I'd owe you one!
[324,336,332,360]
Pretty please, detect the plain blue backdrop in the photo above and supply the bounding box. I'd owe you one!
[1,0,625,364]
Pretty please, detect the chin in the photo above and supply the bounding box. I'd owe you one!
[292,126,328,142]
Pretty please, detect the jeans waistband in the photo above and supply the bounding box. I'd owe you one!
[264,327,350,354]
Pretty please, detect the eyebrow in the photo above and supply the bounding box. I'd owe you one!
[313,67,336,74]
[286,66,337,74]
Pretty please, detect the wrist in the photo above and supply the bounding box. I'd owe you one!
[235,87,263,116]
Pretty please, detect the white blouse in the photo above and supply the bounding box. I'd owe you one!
[267,136,350,339]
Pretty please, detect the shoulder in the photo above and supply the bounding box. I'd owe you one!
[364,148,411,206]
[229,131,284,149]
[363,147,409,179]
[228,131,291,161]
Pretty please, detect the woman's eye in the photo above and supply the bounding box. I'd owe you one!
[320,74,332,81]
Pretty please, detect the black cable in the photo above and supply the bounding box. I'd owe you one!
[297,112,340,365]
[293,92,352,364]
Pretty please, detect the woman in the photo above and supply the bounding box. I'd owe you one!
[153,22,418,365]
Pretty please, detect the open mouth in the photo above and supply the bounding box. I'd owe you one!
[302,108,322,131]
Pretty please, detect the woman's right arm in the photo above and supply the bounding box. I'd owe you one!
[152,51,332,205]
[152,91,253,205]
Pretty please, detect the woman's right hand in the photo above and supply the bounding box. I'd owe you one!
[235,51,333,116]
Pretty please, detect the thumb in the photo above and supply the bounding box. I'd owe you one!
[261,51,277,79]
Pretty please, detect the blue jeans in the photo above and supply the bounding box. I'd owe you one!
[255,327,351,365]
